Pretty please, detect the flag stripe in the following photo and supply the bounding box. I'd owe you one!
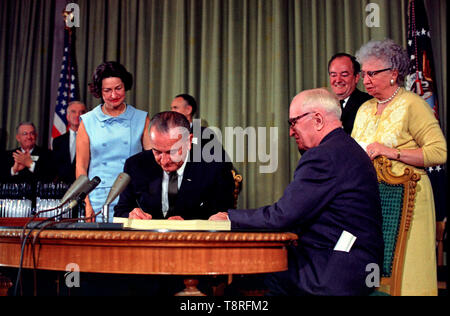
[51,27,79,142]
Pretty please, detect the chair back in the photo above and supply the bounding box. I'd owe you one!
[231,169,243,209]
[373,156,420,296]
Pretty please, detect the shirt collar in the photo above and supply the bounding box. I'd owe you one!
[20,147,35,154]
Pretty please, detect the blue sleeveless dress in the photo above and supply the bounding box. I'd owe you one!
[81,104,147,222]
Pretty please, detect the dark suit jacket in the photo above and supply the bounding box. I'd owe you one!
[114,150,235,220]
[52,132,76,184]
[341,88,372,134]
[2,146,54,184]
[229,128,384,296]
[191,125,233,167]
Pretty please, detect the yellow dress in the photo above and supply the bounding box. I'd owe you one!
[351,88,447,296]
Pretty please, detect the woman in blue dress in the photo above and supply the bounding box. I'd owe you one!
[76,61,150,222]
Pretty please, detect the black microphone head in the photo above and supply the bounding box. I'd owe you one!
[104,173,131,205]
[85,176,101,195]
[60,175,89,205]
[74,176,101,201]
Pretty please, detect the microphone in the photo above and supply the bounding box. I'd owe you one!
[67,176,102,209]
[105,172,131,205]
[102,172,131,222]
[59,175,90,206]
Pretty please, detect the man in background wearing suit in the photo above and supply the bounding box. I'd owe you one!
[114,111,234,220]
[210,88,383,296]
[170,94,197,126]
[52,101,87,184]
[3,122,54,184]
[170,93,234,173]
[328,53,372,134]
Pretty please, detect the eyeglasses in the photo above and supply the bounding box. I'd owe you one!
[361,68,392,79]
[288,112,314,128]
[19,131,36,137]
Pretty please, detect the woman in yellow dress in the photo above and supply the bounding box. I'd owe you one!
[352,39,447,296]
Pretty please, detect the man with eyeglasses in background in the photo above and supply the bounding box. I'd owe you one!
[2,122,54,184]
[328,53,372,134]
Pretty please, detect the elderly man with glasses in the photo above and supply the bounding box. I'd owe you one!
[210,88,384,296]
[2,122,54,184]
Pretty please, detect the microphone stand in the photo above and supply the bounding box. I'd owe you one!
[14,194,86,296]
[102,204,110,223]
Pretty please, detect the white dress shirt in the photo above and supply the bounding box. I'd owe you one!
[341,96,350,109]
[69,129,77,163]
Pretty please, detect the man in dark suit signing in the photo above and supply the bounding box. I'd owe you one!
[114,111,234,220]
[328,53,372,134]
[210,88,384,296]
[52,101,87,184]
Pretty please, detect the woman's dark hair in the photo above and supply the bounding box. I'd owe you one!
[88,61,133,98]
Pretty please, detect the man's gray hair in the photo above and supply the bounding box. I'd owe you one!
[68,101,86,108]
[16,121,36,134]
[355,39,409,85]
[301,88,342,120]
[149,111,191,134]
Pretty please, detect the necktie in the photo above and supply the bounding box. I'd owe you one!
[339,99,345,109]
[168,172,178,213]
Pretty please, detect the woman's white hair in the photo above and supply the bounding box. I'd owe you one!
[355,38,409,85]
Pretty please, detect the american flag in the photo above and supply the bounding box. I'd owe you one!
[51,26,79,141]
[405,0,447,221]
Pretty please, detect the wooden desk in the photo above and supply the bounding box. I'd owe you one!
[0,228,297,295]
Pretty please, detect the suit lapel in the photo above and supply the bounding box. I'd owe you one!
[147,165,164,218]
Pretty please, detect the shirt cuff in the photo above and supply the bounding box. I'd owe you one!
[28,161,36,173]
[11,167,18,176]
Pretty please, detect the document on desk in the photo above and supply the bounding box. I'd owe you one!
[113,217,231,231]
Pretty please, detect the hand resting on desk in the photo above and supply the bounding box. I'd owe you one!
[129,208,185,220]
[209,212,229,221]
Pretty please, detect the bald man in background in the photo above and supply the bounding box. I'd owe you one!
[52,101,87,184]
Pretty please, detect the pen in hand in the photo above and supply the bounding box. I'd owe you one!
[129,199,152,220]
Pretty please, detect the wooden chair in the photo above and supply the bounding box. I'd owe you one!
[436,220,447,291]
[372,156,420,296]
[231,169,242,209]
[211,169,242,296]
